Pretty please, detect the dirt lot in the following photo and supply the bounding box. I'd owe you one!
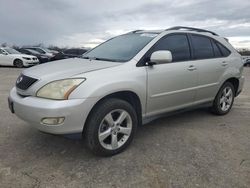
[0,67,249,188]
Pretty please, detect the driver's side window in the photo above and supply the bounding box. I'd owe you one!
[151,34,191,62]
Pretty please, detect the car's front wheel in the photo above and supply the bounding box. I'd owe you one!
[84,98,138,156]
[13,59,24,68]
[211,82,235,115]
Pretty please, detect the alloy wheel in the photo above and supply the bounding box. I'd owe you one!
[98,109,132,150]
[219,86,233,112]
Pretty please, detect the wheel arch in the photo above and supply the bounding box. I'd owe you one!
[13,58,23,65]
[224,77,239,96]
[83,90,143,133]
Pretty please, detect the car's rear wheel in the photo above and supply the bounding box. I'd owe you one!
[211,82,235,115]
[84,98,137,156]
[13,59,24,68]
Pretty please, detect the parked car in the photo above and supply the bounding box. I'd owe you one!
[245,59,250,66]
[49,49,59,54]
[18,48,50,63]
[242,56,250,67]
[51,48,87,61]
[0,47,39,67]
[9,26,244,156]
[24,47,54,59]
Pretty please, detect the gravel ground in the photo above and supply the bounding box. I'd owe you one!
[0,67,249,188]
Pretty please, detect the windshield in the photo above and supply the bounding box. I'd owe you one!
[5,48,21,54]
[42,48,52,53]
[83,33,158,62]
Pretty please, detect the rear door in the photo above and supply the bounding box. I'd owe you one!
[146,34,199,115]
[189,34,231,102]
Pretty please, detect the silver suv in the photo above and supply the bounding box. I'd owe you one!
[9,26,244,156]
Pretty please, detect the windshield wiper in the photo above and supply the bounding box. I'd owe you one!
[82,56,121,62]
[94,57,119,62]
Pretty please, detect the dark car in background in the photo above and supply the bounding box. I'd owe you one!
[24,47,55,59]
[18,48,50,63]
[51,48,87,61]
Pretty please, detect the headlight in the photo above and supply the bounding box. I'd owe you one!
[36,78,86,100]
[23,57,31,60]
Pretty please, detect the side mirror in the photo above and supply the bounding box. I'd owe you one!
[149,50,172,65]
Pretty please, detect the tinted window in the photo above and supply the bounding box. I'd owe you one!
[211,40,222,57]
[4,48,20,54]
[152,34,191,62]
[19,49,30,54]
[29,48,45,54]
[191,35,214,59]
[216,42,231,57]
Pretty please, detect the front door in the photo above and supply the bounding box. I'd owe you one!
[145,34,198,116]
[0,49,9,65]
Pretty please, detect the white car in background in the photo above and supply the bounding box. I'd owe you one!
[0,47,39,68]
[242,56,250,66]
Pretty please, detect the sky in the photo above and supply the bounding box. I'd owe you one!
[0,0,250,49]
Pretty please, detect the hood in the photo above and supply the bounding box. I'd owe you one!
[22,58,120,79]
[10,54,36,58]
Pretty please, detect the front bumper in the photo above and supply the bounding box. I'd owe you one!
[23,60,39,66]
[9,87,97,134]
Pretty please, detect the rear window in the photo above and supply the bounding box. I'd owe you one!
[216,42,231,57]
[191,34,214,59]
[211,40,223,57]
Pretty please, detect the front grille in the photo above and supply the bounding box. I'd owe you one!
[16,74,38,90]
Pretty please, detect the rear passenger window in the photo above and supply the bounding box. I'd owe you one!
[216,42,231,57]
[152,34,191,62]
[191,35,214,59]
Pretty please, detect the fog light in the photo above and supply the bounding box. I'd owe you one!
[41,117,65,125]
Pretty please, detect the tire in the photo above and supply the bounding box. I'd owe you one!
[13,59,24,68]
[84,98,138,156]
[211,82,235,115]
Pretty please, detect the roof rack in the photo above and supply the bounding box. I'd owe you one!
[166,26,218,36]
[129,30,144,33]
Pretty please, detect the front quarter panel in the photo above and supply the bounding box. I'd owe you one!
[69,61,147,114]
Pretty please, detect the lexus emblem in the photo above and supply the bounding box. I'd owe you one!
[16,76,23,84]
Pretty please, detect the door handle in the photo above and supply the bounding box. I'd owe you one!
[222,61,228,66]
[188,65,197,71]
